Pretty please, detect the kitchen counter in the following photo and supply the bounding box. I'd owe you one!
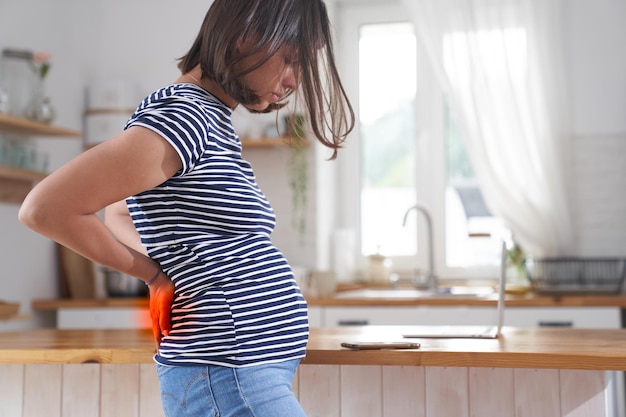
[1,326,626,369]
[1,327,623,417]
[32,290,626,332]
[309,293,626,307]
[31,292,626,309]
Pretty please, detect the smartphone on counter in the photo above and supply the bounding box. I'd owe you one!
[340,341,421,350]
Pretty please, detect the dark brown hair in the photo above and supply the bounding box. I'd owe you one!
[178,0,354,159]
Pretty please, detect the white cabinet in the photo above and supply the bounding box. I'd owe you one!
[58,307,150,330]
[506,307,621,329]
[321,306,498,327]
[413,306,496,326]
[315,305,622,329]
[323,306,419,326]
[52,302,623,332]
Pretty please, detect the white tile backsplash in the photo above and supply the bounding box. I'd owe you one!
[571,133,626,256]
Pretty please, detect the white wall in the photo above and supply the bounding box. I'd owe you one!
[0,0,98,329]
[0,0,624,329]
[0,0,321,330]
[565,0,626,256]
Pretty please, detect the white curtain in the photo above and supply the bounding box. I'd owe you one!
[400,0,573,257]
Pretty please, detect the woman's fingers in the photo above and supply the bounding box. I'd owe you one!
[150,304,163,349]
[149,276,175,348]
[160,302,172,337]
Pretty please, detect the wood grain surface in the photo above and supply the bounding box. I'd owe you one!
[2,327,626,371]
[32,292,626,309]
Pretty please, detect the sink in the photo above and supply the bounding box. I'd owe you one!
[334,286,495,299]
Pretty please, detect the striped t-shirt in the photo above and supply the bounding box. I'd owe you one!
[124,83,309,368]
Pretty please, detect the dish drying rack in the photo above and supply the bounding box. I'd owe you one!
[524,258,626,295]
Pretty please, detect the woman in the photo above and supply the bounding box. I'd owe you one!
[19,0,354,415]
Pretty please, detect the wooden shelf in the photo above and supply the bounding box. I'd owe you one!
[32,298,149,310]
[241,137,291,148]
[0,166,47,203]
[0,114,82,204]
[241,136,308,149]
[0,302,20,320]
[0,164,47,182]
[0,113,82,137]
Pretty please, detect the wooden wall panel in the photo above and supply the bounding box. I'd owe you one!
[0,364,24,417]
[23,364,62,417]
[382,366,425,417]
[425,366,469,417]
[341,365,382,417]
[138,364,164,417]
[0,363,614,417]
[100,364,140,417]
[62,364,100,417]
[298,365,341,417]
[514,369,561,417]
[469,367,515,417]
[560,369,607,417]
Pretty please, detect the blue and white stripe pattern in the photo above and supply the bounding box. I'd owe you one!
[124,84,309,367]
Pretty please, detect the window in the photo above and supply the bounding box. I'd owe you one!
[337,2,508,279]
[359,22,417,258]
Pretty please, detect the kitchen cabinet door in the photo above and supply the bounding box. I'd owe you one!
[505,307,621,329]
[321,306,497,327]
[322,306,419,327]
[57,307,150,330]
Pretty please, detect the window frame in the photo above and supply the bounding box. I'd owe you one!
[335,1,499,281]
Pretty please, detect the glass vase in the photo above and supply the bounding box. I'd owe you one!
[27,77,55,124]
[0,48,35,117]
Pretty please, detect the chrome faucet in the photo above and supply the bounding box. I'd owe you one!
[402,203,437,290]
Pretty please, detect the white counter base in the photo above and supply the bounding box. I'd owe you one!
[0,363,612,417]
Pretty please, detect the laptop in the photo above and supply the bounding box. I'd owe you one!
[402,241,507,339]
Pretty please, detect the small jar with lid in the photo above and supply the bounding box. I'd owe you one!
[366,248,392,284]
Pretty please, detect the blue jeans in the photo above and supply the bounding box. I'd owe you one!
[157,359,307,417]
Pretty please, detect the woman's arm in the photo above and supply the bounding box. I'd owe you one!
[19,125,179,280]
[19,126,181,346]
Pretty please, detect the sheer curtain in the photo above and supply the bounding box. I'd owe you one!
[400,0,573,257]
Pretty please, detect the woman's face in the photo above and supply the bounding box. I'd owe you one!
[240,44,300,112]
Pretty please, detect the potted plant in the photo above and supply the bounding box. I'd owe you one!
[506,240,527,285]
[286,113,308,244]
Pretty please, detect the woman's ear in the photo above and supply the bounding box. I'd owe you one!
[235,36,247,53]
[236,34,259,55]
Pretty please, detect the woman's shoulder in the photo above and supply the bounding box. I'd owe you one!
[128,83,233,133]
[125,83,239,159]
[139,83,226,111]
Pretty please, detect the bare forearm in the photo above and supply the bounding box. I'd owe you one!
[19,126,181,283]
[20,202,158,283]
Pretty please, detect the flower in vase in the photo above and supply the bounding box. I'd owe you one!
[28,51,55,123]
[32,51,52,80]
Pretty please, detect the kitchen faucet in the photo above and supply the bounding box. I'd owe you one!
[402,203,437,291]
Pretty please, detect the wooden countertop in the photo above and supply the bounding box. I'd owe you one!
[2,327,626,371]
[32,293,626,309]
[33,298,151,310]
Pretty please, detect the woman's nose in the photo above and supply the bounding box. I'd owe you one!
[283,65,298,94]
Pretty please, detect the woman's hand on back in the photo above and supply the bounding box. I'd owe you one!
[148,272,175,349]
